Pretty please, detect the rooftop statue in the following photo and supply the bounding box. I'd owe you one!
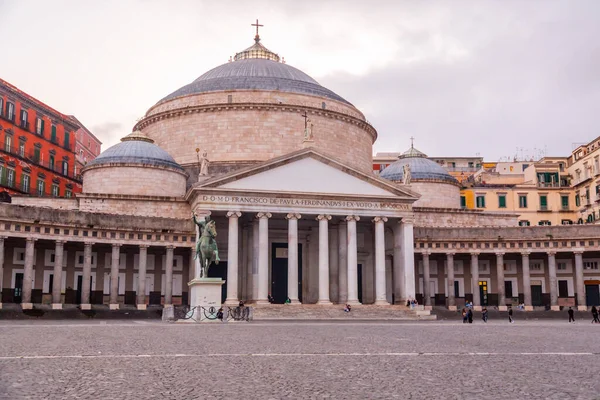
[402,164,412,185]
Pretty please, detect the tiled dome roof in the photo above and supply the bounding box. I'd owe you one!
[380,145,459,185]
[158,39,350,105]
[86,130,183,171]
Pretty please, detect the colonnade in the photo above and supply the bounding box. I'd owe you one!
[419,249,588,310]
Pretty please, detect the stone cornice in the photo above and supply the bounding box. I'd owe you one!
[81,161,189,178]
[134,102,378,142]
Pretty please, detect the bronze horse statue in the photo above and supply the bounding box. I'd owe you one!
[195,217,220,278]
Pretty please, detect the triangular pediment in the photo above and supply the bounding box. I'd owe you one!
[195,149,419,200]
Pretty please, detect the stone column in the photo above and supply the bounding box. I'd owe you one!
[51,240,65,309]
[337,221,348,304]
[137,244,149,310]
[328,223,339,303]
[373,217,388,305]
[446,252,456,310]
[224,211,242,305]
[81,242,93,310]
[317,214,332,304]
[109,243,121,309]
[520,250,532,310]
[392,223,405,304]
[470,251,481,310]
[574,249,586,311]
[164,245,174,306]
[286,213,301,304]
[399,217,415,302]
[22,238,36,309]
[256,212,272,304]
[547,250,558,311]
[346,215,360,305]
[496,252,506,311]
[422,250,431,307]
[0,237,5,309]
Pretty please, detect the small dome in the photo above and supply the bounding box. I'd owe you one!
[86,130,183,171]
[157,38,350,105]
[380,145,459,185]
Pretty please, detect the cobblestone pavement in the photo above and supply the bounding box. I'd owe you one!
[1,320,599,399]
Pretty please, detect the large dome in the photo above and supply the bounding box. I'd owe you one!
[380,146,459,185]
[158,58,350,105]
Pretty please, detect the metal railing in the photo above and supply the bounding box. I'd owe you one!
[1,145,81,181]
[173,305,252,322]
[537,182,561,188]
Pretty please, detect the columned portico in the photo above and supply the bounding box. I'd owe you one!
[225,211,242,305]
[256,212,272,304]
[346,215,360,305]
[337,221,348,304]
[51,240,65,309]
[446,252,456,310]
[80,242,93,310]
[547,251,558,311]
[164,245,174,306]
[398,218,415,302]
[22,238,36,309]
[496,251,506,311]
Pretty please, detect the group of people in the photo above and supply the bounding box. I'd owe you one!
[405,299,419,309]
[461,305,492,323]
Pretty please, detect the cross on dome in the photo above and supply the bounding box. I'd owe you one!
[251,19,264,43]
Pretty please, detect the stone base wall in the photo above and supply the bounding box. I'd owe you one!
[78,195,191,219]
[83,165,187,197]
[11,197,79,210]
[414,207,518,227]
[409,182,460,208]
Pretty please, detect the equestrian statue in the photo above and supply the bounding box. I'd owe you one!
[192,212,220,278]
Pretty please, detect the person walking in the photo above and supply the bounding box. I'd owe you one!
[467,308,473,324]
[482,307,488,323]
[591,306,599,323]
[462,308,468,323]
[568,307,575,323]
[508,307,514,323]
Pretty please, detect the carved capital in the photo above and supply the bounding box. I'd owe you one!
[446,251,455,257]
[112,243,121,249]
[139,244,150,249]
[256,212,272,220]
[399,216,414,225]
[573,248,584,255]
[495,251,505,257]
[372,216,388,223]
[166,245,175,250]
[345,215,360,222]
[546,250,556,257]
[285,213,301,220]
[226,211,242,218]
[316,214,332,221]
[520,249,531,256]
[83,241,95,248]
[469,251,480,256]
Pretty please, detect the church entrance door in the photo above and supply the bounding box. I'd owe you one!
[271,243,302,304]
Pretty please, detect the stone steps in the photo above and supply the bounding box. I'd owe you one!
[251,304,436,320]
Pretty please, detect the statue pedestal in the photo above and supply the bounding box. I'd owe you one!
[188,278,225,322]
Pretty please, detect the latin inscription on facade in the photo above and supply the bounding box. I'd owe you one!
[199,195,411,210]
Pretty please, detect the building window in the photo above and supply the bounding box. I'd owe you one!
[561,219,573,225]
[7,169,15,187]
[519,220,530,226]
[62,161,69,176]
[6,102,15,121]
[64,131,70,150]
[539,195,548,210]
[33,147,41,163]
[65,189,72,198]
[460,196,466,208]
[21,174,30,193]
[530,262,542,271]
[538,220,551,226]
[35,117,44,135]
[20,110,29,130]
[584,261,599,270]
[561,195,569,210]
[518,195,528,208]
[498,194,506,208]
[51,184,59,197]
[51,125,57,143]
[576,194,581,207]
[476,195,485,208]
[0,98,3,116]
[557,262,567,271]
[586,188,590,204]
[49,154,55,171]
[37,179,45,196]
[4,134,12,152]
[18,141,25,157]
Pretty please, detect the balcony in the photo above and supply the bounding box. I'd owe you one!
[539,205,551,212]
[537,182,561,188]
[19,121,30,131]
[0,145,81,182]
[561,206,571,211]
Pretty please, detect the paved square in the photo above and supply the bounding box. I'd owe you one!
[1,320,599,399]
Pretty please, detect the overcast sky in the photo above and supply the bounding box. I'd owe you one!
[1,1,598,161]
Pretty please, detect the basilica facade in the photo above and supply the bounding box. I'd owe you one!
[0,34,598,312]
